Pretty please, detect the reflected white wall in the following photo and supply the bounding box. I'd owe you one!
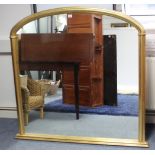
[104,27,138,93]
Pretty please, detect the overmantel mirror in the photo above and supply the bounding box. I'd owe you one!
[10,7,148,147]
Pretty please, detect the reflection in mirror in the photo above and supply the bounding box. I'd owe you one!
[17,15,67,34]
[18,13,139,140]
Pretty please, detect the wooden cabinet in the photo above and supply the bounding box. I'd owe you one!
[62,13,104,107]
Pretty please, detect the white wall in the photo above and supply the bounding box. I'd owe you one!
[37,4,113,11]
[0,4,32,117]
[0,4,32,39]
[103,16,139,93]
[0,56,16,107]
[146,57,155,110]
[104,27,139,93]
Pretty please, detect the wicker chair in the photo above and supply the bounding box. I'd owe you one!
[21,78,44,125]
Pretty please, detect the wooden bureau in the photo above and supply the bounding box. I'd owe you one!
[62,13,104,107]
[19,33,96,119]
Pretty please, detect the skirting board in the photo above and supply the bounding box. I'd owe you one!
[0,108,17,118]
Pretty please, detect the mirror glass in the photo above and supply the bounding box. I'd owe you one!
[18,13,139,140]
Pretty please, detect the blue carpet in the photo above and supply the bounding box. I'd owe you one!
[44,94,138,116]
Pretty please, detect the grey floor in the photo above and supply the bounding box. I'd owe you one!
[0,118,155,150]
[26,111,138,139]
[27,89,138,139]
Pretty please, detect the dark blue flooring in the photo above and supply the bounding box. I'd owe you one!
[44,94,138,116]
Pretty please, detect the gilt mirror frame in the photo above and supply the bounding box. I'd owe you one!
[10,6,147,147]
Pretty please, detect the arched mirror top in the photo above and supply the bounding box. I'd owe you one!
[10,6,145,37]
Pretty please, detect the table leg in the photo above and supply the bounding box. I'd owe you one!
[74,64,79,120]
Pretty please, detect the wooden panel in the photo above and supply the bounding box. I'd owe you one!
[68,28,92,33]
[63,85,75,104]
[67,14,94,34]
[104,35,117,106]
[79,86,91,106]
[63,66,90,85]
[91,80,103,106]
[63,13,104,107]
[67,13,92,32]
[63,85,90,106]
[79,67,90,85]
[94,16,103,42]
[63,67,74,84]
[20,33,94,63]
